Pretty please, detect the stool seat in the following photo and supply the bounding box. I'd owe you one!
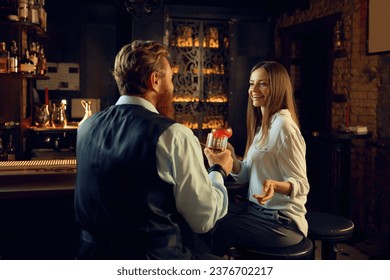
[306,211,354,240]
[306,211,354,259]
[233,237,313,260]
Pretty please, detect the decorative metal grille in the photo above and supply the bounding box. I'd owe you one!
[167,18,230,140]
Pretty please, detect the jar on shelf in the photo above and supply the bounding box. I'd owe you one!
[51,102,67,128]
[34,104,50,127]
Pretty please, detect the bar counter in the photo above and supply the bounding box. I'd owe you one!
[0,159,76,198]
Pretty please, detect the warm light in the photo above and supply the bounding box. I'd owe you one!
[206,95,228,102]
[208,27,219,48]
[172,95,227,103]
[175,26,224,49]
[173,96,200,102]
[180,120,227,130]
[334,20,344,50]
[177,26,193,47]
[190,65,224,75]
[171,65,179,74]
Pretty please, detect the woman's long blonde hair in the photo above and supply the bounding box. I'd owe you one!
[244,61,299,157]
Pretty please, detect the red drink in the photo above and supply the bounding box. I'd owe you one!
[212,127,233,138]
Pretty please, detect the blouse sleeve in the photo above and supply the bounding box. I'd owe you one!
[276,131,310,199]
[230,160,250,184]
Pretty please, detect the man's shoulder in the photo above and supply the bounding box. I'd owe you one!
[166,122,194,137]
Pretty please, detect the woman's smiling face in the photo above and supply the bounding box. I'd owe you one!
[248,67,270,108]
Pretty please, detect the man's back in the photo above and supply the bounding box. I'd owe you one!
[75,104,193,259]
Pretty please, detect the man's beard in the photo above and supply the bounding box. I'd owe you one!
[156,91,174,119]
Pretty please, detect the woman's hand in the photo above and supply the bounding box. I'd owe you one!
[252,179,292,204]
[226,142,235,154]
[224,142,242,174]
[252,179,275,205]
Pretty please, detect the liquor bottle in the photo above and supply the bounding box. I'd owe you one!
[0,138,6,161]
[37,46,47,75]
[38,0,47,31]
[29,42,39,68]
[20,49,35,74]
[6,134,16,161]
[8,40,19,73]
[28,0,39,24]
[18,0,29,22]
[0,42,9,74]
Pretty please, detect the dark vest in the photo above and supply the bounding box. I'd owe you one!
[75,104,193,259]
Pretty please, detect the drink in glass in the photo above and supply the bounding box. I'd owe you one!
[206,132,228,153]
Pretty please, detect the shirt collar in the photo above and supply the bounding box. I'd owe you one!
[115,95,159,114]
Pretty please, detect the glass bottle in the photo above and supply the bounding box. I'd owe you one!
[37,46,46,75]
[8,40,19,74]
[29,42,39,68]
[20,49,35,74]
[38,0,47,31]
[28,0,39,24]
[51,102,67,128]
[0,138,6,161]
[34,104,50,127]
[6,134,16,161]
[18,0,29,22]
[0,42,9,74]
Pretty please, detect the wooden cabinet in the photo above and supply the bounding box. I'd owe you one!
[166,18,231,140]
[0,20,47,160]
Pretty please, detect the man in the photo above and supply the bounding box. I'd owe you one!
[74,40,233,259]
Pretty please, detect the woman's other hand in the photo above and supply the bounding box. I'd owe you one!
[252,179,275,205]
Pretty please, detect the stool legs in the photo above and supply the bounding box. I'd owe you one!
[312,240,341,260]
[321,241,338,260]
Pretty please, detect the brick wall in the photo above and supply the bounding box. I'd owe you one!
[276,0,388,137]
[275,0,390,254]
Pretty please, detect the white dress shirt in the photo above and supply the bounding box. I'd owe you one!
[116,95,228,233]
[232,109,309,235]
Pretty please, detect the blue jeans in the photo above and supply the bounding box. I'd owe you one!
[210,199,304,256]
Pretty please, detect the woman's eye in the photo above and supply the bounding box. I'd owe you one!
[259,82,267,87]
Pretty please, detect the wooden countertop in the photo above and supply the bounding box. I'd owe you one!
[0,159,76,198]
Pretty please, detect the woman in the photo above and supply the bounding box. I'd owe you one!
[207,61,310,255]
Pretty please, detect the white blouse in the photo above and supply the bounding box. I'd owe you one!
[232,109,310,235]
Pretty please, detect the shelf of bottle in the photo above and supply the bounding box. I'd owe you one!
[0,73,48,79]
[173,101,228,105]
[0,19,46,36]
[172,66,225,75]
[172,45,228,49]
[180,121,227,131]
[0,124,20,130]
[29,124,79,132]
[170,40,229,49]
[173,96,228,103]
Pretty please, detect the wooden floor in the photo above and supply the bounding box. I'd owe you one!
[314,239,390,260]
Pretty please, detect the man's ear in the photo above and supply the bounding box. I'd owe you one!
[149,71,159,92]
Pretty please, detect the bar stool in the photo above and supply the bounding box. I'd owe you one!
[306,211,354,259]
[230,237,314,260]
